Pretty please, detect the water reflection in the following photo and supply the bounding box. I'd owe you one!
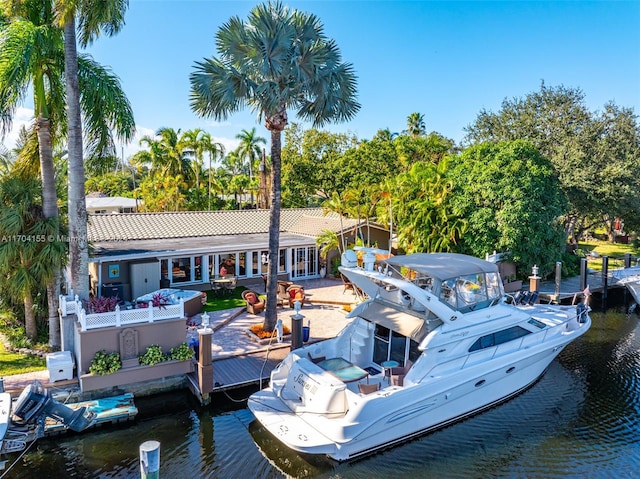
[3,303,640,478]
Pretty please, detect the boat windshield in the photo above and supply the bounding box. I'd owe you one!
[438,272,503,312]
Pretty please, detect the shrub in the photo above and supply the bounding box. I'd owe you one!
[139,344,165,366]
[89,350,121,375]
[168,342,195,361]
[85,296,119,314]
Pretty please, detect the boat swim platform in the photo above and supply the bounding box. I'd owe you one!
[44,392,138,436]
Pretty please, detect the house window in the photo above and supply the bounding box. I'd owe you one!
[169,255,203,284]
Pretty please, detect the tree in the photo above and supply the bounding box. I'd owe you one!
[55,0,131,305]
[462,82,638,241]
[1,1,66,349]
[391,156,466,254]
[236,127,266,207]
[1,0,134,348]
[190,1,359,332]
[449,140,568,277]
[281,123,357,207]
[0,172,66,342]
[405,112,426,137]
[136,128,192,181]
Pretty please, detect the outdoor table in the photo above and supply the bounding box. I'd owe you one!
[381,360,399,383]
[318,357,369,383]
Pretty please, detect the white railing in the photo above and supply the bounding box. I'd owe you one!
[59,295,185,331]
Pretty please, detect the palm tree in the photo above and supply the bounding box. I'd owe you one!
[405,112,426,137]
[0,172,67,342]
[202,132,225,210]
[55,0,130,304]
[179,128,207,187]
[236,127,266,206]
[0,0,134,348]
[190,1,359,331]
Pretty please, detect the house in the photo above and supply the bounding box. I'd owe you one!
[87,208,390,303]
[86,195,140,214]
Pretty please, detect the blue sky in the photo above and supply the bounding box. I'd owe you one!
[4,1,640,160]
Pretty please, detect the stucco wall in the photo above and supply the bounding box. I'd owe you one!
[73,317,187,375]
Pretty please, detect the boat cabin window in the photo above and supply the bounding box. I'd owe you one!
[438,272,503,313]
[468,326,531,352]
[373,323,419,366]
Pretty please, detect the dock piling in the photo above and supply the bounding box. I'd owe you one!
[580,258,588,291]
[554,262,562,301]
[139,440,160,479]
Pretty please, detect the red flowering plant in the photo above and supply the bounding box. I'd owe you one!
[85,296,120,313]
[152,292,170,309]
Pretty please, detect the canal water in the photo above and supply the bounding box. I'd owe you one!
[3,293,640,479]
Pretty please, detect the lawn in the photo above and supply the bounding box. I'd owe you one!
[201,286,247,312]
[0,341,46,376]
[579,239,640,272]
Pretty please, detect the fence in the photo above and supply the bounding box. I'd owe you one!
[59,295,185,331]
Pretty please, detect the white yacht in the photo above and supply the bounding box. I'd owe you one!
[248,251,591,461]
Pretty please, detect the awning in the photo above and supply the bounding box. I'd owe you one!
[358,301,429,343]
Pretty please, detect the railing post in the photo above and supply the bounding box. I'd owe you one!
[115,304,121,327]
[79,308,87,332]
[59,295,67,317]
[148,301,154,322]
[179,298,184,319]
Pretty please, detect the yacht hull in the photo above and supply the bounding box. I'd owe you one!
[249,337,578,461]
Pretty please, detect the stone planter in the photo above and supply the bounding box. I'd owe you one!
[80,359,193,393]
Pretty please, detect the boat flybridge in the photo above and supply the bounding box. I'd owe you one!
[248,250,591,461]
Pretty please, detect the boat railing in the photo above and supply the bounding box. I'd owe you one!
[59,295,185,331]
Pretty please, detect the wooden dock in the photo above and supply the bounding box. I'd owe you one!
[188,346,291,395]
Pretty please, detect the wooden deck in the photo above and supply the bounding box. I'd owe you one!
[211,346,290,391]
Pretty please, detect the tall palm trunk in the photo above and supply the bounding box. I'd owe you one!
[263,127,284,332]
[36,116,61,349]
[23,294,37,342]
[64,18,90,303]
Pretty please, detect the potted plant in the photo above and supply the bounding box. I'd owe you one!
[139,344,165,366]
[89,350,122,375]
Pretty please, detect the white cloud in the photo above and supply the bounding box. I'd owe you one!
[1,107,34,149]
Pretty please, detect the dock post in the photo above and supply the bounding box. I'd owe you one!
[139,440,160,479]
[580,258,588,291]
[554,262,562,301]
[625,253,632,268]
[602,256,609,302]
[198,328,214,396]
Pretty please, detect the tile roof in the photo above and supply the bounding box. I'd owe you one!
[87,208,361,242]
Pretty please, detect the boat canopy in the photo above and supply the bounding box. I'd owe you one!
[358,301,429,343]
[384,253,498,281]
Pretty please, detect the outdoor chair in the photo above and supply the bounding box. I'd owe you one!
[242,290,265,315]
[389,360,413,387]
[358,382,380,395]
[341,273,355,294]
[277,281,292,307]
[287,286,306,308]
[210,278,223,297]
[223,276,237,296]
